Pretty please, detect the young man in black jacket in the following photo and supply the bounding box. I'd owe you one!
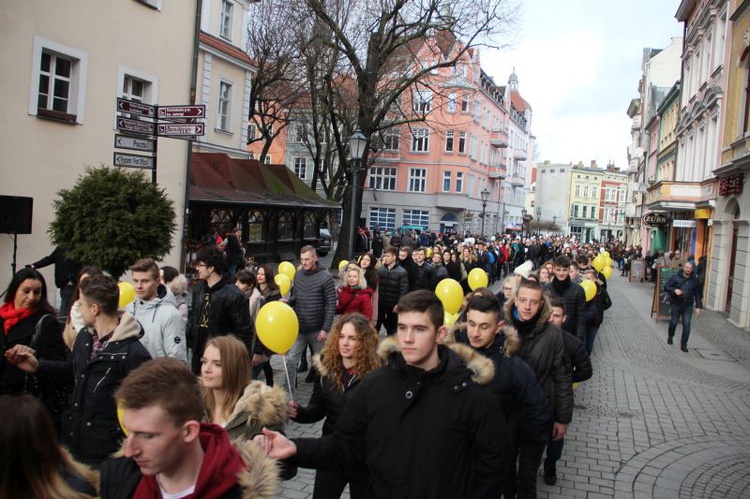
[188,247,259,374]
[256,290,513,498]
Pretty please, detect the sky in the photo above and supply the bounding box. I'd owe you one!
[482,0,685,171]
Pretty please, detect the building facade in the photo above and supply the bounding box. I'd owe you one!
[568,164,604,242]
[534,161,573,234]
[600,166,629,241]
[0,0,196,302]
[708,0,749,328]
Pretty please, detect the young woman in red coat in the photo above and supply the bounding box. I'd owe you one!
[336,267,372,318]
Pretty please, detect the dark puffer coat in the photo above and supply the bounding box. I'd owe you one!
[293,338,513,499]
[376,263,409,308]
[450,326,552,442]
[288,263,337,333]
[544,278,587,341]
[504,298,574,425]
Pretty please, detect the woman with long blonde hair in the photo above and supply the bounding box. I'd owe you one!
[288,313,383,499]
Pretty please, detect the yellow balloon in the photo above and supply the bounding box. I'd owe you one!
[602,251,610,258]
[338,260,349,272]
[278,261,296,281]
[435,278,464,314]
[426,248,433,258]
[604,256,613,268]
[444,311,459,327]
[117,401,128,436]
[468,268,489,291]
[255,301,299,354]
[580,280,597,302]
[274,273,291,295]
[592,255,605,272]
[601,266,613,279]
[118,282,136,308]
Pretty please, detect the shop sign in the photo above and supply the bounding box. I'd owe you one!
[719,173,744,196]
[642,212,669,227]
[672,220,696,228]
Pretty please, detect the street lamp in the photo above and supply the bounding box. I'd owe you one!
[521,208,527,238]
[347,127,368,259]
[536,207,541,235]
[480,188,490,237]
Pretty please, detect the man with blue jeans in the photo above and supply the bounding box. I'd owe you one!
[664,262,702,352]
[285,245,336,398]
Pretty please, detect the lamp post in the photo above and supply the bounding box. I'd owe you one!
[521,208,527,238]
[347,127,368,259]
[536,207,541,235]
[480,188,490,237]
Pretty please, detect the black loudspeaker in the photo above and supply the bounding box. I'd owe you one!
[0,196,33,234]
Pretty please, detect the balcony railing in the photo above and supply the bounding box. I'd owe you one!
[490,128,509,148]
[488,161,507,180]
[507,175,524,186]
[514,148,528,160]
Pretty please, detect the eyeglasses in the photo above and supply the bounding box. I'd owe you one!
[195,263,208,268]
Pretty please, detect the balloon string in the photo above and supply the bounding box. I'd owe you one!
[281,354,295,404]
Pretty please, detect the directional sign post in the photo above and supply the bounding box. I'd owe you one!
[117,117,155,136]
[157,123,205,137]
[113,152,156,170]
[158,105,205,120]
[117,98,156,118]
[114,134,156,153]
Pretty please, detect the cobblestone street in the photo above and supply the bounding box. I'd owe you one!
[272,273,750,498]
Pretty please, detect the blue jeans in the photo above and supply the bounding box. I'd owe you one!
[284,330,324,398]
[668,303,693,347]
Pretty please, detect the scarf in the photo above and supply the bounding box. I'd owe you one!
[0,302,36,335]
[552,276,572,296]
[511,306,541,337]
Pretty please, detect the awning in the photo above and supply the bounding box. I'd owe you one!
[190,153,337,209]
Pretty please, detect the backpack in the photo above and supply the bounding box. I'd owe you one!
[487,250,496,264]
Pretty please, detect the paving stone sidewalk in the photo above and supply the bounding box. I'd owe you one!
[271,274,750,498]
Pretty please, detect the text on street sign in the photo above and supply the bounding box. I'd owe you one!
[157,123,205,136]
[158,105,206,119]
[117,98,156,118]
[113,152,155,170]
[114,134,156,153]
[117,117,155,136]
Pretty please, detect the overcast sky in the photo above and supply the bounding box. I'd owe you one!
[482,0,684,171]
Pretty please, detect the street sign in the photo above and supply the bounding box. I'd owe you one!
[114,134,156,153]
[157,123,205,136]
[113,152,155,170]
[117,117,155,136]
[158,105,205,119]
[117,98,156,118]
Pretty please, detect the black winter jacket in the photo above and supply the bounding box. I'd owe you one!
[413,262,437,291]
[665,269,703,309]
[31,247,81,289]
[37,312,151,465]
[288,263,337,333]
[293,338,513,499]
[544,278,587,341]
[189,275,258,372]
[504,300,574,425]
[376,263,409,308]
[562,330,593,383]
[452,327,552,443]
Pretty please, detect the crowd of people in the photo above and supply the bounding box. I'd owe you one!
[0,225,707,498]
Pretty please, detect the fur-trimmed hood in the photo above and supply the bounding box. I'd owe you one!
[225,381,289,433]
[377,335,495,386]
[445,321,521,357]
[233,438,281,499]
[502,292,552,332]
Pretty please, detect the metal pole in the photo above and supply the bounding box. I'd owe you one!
[347,161,358,259]
[481,202,487,236]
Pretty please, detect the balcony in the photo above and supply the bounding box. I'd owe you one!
[434,193,468,210]
[490,128,509,148]
[507,175,524,186]
[645,180,716,210]
[488,161,507,180]
[514,148,528,160]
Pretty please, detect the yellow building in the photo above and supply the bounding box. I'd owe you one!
[568,163,604,242]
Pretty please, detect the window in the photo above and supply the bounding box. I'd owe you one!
[584,185,589,198]
[408,168,427,192]
[411,128,429,152]
[293,157,307,179]
[458,131,466,153]
[572,204,579,218]
[592,186,598,199]
[220,0,233,40]
[412,89,432,113]
[264,155,271,164]
[575,184,581,197]
[470,135,478,160]
[456,172,464,193]
[402,209,429,228]
[217,81,232,131]
[31,37,88,123]
[473,100,481,121]
[743,64,750,132]
[447,92,457,112]
[248,123,257,140]
[116,67,157,123]
[443,171,451,192]
[591,206,598,219]
[445,130,454,152]
[293,123,307,143]
[461,93,469,112]
[368,167,397,190]
[383,127,400,151]
[582,206,588,218]
[370,207,396,231]
[122,76,145,102]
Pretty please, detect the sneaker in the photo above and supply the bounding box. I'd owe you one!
[667,336,673,345]
[543,463,557,486]
[681,345,689,353]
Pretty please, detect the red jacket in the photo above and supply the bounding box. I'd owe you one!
[336,286,373,318]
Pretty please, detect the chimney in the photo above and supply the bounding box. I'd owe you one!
[590,160,598,169]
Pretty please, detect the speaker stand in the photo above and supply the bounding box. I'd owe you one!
[11,233,18,275]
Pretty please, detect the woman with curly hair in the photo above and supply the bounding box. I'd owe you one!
[288,313,383,499]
